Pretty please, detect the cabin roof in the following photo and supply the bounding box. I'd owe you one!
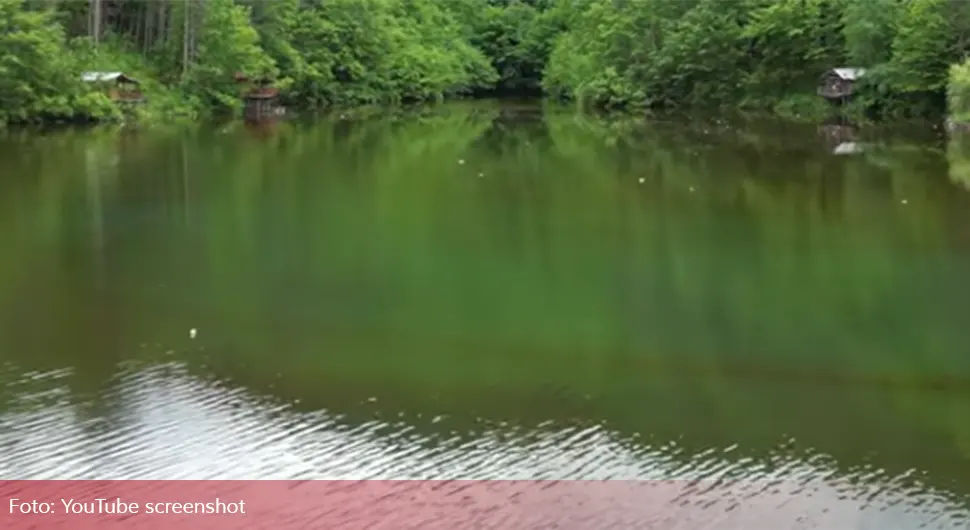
[82,72,139,84]
[827,68,867,81]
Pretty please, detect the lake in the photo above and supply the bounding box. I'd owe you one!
[1,101,969,528]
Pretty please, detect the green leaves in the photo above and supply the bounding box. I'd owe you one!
[178,0,276,112]
[842,0,899,66]
[537,0,970,114]
[282,0,495,106]
[886,0,951,94]
[948,59,970,121]
[4,0,970,123]
[0,0,113,123]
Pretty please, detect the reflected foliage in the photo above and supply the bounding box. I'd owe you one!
[2,104,970,489]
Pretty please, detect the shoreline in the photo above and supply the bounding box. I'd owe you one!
[0,97,957,135]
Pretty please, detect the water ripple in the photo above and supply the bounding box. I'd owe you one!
[0,361,967,529]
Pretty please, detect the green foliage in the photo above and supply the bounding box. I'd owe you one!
[3,0,970,124]
[543,0,652,107]
[948,59,970,122]
[280,0,496,106]
[741,0,844,103]
[187,0,276,112]
[543,0,970,114]
[0,0,117,124]
[246,0,305,92]
[885,0,951,94]
[947,127,970,190]
[71,36,200,121]
[544,0,845,109]
[772,93,837,122]
[467,0,564,94]
[842,0,898,66]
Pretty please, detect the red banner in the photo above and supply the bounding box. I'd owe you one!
[0,479,957,529]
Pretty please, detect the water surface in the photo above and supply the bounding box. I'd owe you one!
[1,103,969,528]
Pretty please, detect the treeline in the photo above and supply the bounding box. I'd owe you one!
[3,0,970,125]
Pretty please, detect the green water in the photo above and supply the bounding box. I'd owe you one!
[1,102,969,526]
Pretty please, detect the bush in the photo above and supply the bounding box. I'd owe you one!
[947,59,970,123]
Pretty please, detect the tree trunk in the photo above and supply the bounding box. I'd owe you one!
[91,0,102,45]
[182,0,190,78]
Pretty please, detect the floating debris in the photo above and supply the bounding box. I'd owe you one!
[189,328,197,339]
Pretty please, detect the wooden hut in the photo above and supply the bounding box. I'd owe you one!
[817,68,867,101]
[81,72,144,104]
[234,73,283,122]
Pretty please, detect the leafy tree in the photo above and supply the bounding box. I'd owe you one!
[0,0,116,124]
[842,0,900,66]
[948,59,970,122]
[181,0,277,112]
[3,0,970,123]
[886,0,952,94]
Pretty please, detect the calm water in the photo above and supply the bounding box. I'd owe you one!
[2,102,970,527]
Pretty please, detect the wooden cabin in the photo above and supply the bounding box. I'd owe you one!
[234,73,283,122]
[81,72,144,104]
[817,68,867,101]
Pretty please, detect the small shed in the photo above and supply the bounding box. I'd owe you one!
[818,68,867,100]
[81,72,144,103]
[234,73,282,122]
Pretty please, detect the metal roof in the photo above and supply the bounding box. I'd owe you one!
[81,72,139,84]
[830,68,867,81]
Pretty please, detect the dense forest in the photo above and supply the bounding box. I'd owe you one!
[3,0,970,125]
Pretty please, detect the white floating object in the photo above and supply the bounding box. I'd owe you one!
[189,328,197,339]
[478,172,484,178]
[458,159,465,165]
[833,142,863,155]
[901,199,908,204]
[638,178,645,183]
